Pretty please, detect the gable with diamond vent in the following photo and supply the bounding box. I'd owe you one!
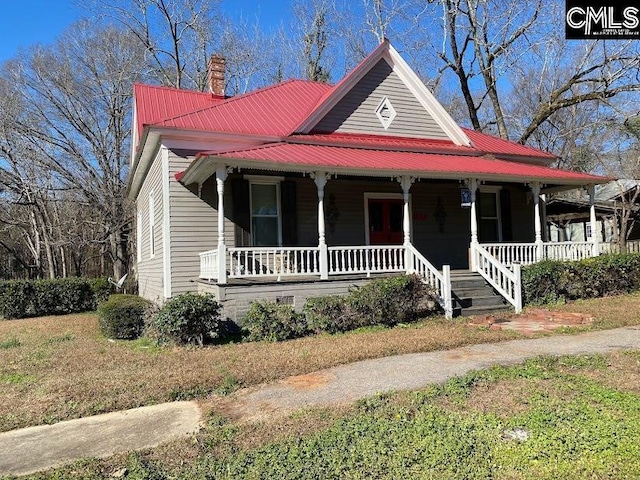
[298,41,471,146]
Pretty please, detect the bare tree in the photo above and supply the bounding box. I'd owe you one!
[292,0,334,82]
[94,0,220,90]
[0,23,145,279]
[513,40,640,145]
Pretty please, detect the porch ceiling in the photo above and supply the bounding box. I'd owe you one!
[178,141,608,187]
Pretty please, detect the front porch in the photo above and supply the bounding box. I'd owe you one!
[199,238,607,320]
[195,164,605,320]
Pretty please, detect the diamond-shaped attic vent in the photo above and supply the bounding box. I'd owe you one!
[375,96,397,130]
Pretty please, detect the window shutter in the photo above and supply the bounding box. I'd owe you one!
[281,180,297,246]
[232,178,251,246]
[500,188,513,241]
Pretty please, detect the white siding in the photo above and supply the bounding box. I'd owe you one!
[136,150,164,301]
[314,59,450,140]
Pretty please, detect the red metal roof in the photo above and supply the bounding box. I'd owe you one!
[196,142,603,184]
[134,82,557,162]
[462,128,556,160]
[156,80,332,137]
[133,83,224,137]
[288,132,478,155]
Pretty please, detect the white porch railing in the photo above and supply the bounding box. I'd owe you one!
[543,242,594,261]
[327,245,406,276]
[481,241,596,266]
[199,249,219,280]
[229,247,321,279]
[599,240,640,254]
[406,244,453,318]
[471,243,522,313]
[482,243,538,266]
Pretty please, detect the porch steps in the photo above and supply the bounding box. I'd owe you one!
[449,270,511,318]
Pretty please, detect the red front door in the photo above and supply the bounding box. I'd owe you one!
[368,199,403,245]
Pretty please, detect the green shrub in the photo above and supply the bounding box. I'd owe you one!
[523,253,640,305]
[0,281,34,319]
[0,277,112,319]
[303,295,360,334]
[347,274,435,327]
[90,277,114,304]
[98,294,151,340]
[150,293,222,346]
[32,278,96,316]
[243,301,308,342]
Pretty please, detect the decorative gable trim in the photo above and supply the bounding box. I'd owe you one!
[384,44,471,147]
[296,41,471,147]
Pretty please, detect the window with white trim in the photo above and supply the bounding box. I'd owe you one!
[149,191,155,258]
[136,211,142,263]
[250,181,281,246]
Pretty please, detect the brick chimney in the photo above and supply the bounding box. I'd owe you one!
[208,55,226,96]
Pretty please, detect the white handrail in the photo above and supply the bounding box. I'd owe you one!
[599,240,640,255]
[543,242,594,262]
[481,241,598,266]
[228,246,320,279]
[481,243,538,266]
[406,244,452,319]
[471,243,522,313]
[327,245,405,276]
[199,249,219,280]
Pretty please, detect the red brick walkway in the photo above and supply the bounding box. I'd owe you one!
[469,308,594,335]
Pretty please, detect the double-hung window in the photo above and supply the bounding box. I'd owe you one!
[250,181,281,246]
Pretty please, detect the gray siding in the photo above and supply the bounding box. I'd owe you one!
[314,59,449,140]
[168,150,235,296]
[200,276,383,322]
[136,150,164,301]
[316,179,536,269]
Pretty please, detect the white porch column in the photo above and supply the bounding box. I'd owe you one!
[398,176,415,274]
[588,185,600,256]
[469,178,479,245]
[398,176,415,245]
[313,172,330,279]
[468,178,479,271]
[530,182,543,261]
[216,165,228,283]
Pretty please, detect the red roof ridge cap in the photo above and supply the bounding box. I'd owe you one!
[133,82,223,98]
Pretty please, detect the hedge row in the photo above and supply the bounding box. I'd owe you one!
[243,274,441,342]
[0,277,114,319]
[522,253,640,305]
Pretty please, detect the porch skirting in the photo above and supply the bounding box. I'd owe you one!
[198,274,395,323]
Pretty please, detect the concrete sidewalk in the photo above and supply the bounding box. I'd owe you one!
[1,327,639,477]
[0,402,201,477]
[221,326,640,422]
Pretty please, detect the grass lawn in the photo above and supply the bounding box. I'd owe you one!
[1,292,640,478]
[21,351,640,479]
[1,292,640,435]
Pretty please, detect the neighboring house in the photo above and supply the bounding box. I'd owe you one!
[128,41,606,320]
[547,179,640,249]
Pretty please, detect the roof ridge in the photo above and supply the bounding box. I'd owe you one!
[133,82,218,97]
[155,79,331,126]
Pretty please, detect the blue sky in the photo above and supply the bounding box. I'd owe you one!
[0,0,289,63]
